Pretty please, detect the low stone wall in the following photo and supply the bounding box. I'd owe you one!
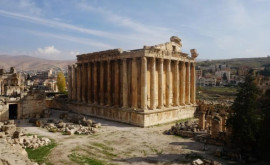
[46,100,196,127]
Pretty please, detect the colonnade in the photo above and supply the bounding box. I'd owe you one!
[68,57,196,111]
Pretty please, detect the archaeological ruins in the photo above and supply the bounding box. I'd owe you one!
[67,36,198,127]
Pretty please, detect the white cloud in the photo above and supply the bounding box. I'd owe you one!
[37,46,60,55]
[0,0,41,15]
[26,30,113,49]
[0,7,174,51]
[69,51,80,57]
[77,3,172,42]
[0,10,123,40]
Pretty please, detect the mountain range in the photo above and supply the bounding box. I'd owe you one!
[0,55,75,72]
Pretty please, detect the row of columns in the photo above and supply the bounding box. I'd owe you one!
[68,57,196,110]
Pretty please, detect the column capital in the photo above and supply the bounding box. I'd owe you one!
[166,59,171,64]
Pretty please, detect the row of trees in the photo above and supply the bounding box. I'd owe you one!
[227,72,270,160]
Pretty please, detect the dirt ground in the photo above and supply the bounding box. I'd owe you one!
[17,110,225,165]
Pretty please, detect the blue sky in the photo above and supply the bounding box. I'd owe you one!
[0,0,269,60]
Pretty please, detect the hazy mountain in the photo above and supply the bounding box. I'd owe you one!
[197,57,270,68]
[0,55,75,72]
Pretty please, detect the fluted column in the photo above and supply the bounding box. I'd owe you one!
[100,61,104,105]
[131,58,137,109]
[106,60,111,106]
[114,60,120,106]
[166,60,171,107]
[141,57,147,110]
[87,63,92,103]
[122,59,128,108]
[77,64,82,102]
[173,61,179,106]
[185,62,190,104]
[190,63,196,104]
[93,62,98,104]
[81,64,86,103]
[180,61,186,105]
[150,58,156,110]
[158,59,164,109]
[68,65,72,101]
[72,65,77,101]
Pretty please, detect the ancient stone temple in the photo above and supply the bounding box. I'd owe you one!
[67,36,198,127]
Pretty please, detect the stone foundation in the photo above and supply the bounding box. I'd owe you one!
[48,100,195,127]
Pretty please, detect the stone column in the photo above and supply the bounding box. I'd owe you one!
[190,63,196,104]
[72,64,77,101]
[199,112,206,130]
[100,61,104,105]
[173,61,179,106]
[87,63,92,103]
[77,64,81,102]
[114,60,120,106]
[180,62,186,105]
[122,59,128,108]
[141,57,147,110]
[68,65,72,101]
[185,62,190,104]
[158,59,164,109]
[106,60,111,106]
[166,60,171,107]
[150,58,156,110]
[131,58,137,109]
[93,62,98,104]
[81,63,86,103]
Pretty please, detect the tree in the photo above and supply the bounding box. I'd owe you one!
[258,89,270,160]
[222,73,227,81]
[227,73,261,151]
[27,74,31,80]
[57,72,67,93]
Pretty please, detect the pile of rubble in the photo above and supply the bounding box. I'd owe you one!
[29,113,101,135]
[6,134,51,149]
[0,120,51,149]
[164,120,206,138]
[192,158,221,165]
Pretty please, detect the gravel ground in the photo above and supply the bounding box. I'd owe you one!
[17,110,226,165]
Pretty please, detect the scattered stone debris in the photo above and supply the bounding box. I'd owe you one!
[0,120,51,149]
[0,139,38,165]
[29,113,101,135]
[164,120,206,138]
[191,158,222,165]
[0,120,51,165]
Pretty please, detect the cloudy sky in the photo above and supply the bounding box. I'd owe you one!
[0,0,269,60]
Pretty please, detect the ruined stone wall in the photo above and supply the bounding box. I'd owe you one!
[196,100,231,138]
[4,86,21,96]
[0,101,9,121]
[19,92,46,119]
